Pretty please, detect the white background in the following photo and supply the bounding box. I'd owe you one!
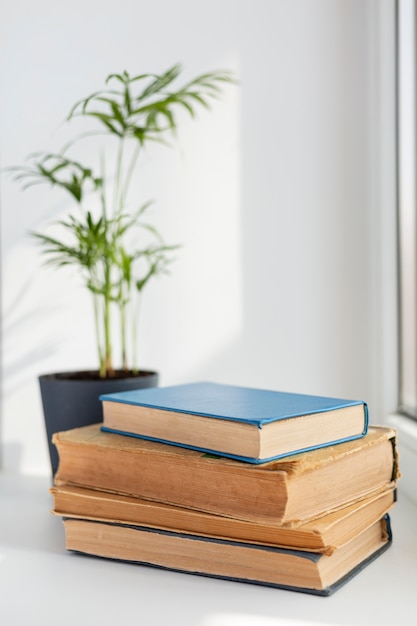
[0,0,397,474]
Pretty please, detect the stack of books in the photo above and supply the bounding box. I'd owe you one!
[51,381,400,596]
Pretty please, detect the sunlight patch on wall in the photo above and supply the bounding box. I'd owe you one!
[154,54,243,380]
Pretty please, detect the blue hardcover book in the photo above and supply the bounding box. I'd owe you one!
[63,514,392,596]
[100,381,368,463]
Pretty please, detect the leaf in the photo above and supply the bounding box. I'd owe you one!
[110,101,126,127]
[80,112,123,135]
[177,99,195,117]
[136,222,164,242]
[186,92,211,109]
[114,200,155,235]
[67,88,120,119]
[105,72,128,85]
[124,85,132,115]
[138,64,182,101]
[131,126,147,145]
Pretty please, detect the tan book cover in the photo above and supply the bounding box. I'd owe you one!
[62,515,393,596]
[51,484,396,555]
[53,424,399,525]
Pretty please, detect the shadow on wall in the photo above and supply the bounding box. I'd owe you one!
[2,274,68,395]
[1,442,24,472]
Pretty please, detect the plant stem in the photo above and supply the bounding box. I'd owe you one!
[120,273,129,371]
[103,258,113,376]
[98,152,113,377]
[122,143,141,203]
[121,298,128,372]
[114,137,125,215]
[104,297,113,376]
[100,151,107,220]
[132,291,142,374]
[92,291,105,377]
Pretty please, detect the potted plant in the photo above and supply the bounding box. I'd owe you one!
[6,64,235,474]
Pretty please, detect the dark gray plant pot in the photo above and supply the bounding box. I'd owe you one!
[39,369,159,476]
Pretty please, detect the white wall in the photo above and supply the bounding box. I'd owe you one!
[0,0,397,474]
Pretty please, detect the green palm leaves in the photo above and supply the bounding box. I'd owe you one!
[68,65,235,144]
[8,153,102,202]
[7,65,236,377]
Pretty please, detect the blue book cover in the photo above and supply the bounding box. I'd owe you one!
[64,514,392,596]
[100,381,369,463]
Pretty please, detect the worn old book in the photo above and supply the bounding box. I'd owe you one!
[53,424,399,525]
[61,515,393,596]
[100,381,369,462]
[50,484,396,555]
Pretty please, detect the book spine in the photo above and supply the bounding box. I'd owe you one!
[54,440,288,523]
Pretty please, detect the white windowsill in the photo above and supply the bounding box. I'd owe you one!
[0,471,416,625]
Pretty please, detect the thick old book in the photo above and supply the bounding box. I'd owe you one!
[51,484,396,555]
[53,424,399,525]
[62,515,393,596]
[99,381,369,462]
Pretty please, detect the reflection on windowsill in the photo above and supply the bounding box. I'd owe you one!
[201,614,334,626]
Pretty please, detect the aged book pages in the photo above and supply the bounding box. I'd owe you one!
[62,515,392,595]
[51,484,396,555]
[53,424,398,524]
[101,381,368,462]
